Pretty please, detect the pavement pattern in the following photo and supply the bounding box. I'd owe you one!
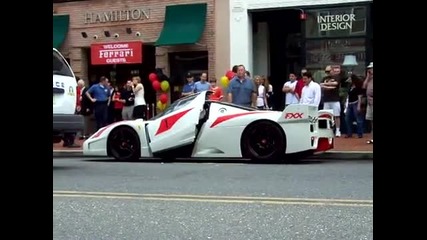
[53,158,373,240]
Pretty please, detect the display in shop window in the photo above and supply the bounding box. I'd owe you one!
[305,38,366,81]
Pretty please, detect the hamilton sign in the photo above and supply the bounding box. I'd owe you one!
[317,14,356,31]
[84,8,150,24]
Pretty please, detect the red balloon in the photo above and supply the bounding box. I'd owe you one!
[159,93,168,104]
[149,73,158,82]
[225,70,235,80]
[152,80,161,91]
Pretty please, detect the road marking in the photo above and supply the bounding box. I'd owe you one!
[53,190,373,207]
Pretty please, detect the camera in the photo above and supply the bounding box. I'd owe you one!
[135,32,141,37]
[93,35,99,39]
[114,33,120,38]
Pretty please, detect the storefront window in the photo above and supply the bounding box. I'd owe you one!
[305,7,367,38]
[305,38,366,81]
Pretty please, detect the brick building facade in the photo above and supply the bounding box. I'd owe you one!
[53,0,218,104]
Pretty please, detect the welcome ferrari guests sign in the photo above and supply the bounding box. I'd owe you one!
[90,41,143,65]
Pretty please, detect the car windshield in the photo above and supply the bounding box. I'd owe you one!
[150,93,200,120]
[53,50,74,78]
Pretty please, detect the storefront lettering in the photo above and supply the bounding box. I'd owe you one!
[317,14,356,31]
[84,9,150,24]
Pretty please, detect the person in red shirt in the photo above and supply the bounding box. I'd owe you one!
[111,86,124,122]
[294,68,307,100]
[209,78,223,101]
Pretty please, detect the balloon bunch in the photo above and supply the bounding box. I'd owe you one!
[149,72,170,111]
[219,70,235,88]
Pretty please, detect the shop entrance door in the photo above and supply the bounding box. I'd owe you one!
[252,9,304,110]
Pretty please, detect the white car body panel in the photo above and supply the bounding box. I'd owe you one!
[145,93,205,153]
[83,91,335,160]
[83,120,153,157]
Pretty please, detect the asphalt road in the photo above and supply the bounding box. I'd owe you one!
[53,158,373,240]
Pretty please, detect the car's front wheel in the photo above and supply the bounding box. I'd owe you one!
[241,121,286,162]
[107,126,141,161]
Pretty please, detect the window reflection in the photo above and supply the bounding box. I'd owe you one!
[306,38,366,81]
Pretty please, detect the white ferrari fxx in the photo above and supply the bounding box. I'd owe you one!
[83,91,335,162]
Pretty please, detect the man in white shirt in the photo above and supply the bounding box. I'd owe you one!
[282,73,299,107]
[300,71,321,107]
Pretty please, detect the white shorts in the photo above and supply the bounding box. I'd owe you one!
[323,101,341,116]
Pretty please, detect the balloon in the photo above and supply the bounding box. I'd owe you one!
[149,73,158,82]
[159,93,168,104]
[225,70,234,80]
[220,76,229,88]
[160,80,170,92]
[157,100,167,111]
[152,80,161,91]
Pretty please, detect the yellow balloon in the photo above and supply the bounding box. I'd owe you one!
[160,80,170,92]
[220,76,229,88]
[157,100,167,111]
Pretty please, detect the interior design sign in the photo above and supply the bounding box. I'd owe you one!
[90,41,143,65]
[317,14,356,31]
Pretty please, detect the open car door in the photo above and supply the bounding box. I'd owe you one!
[146,92,207,153]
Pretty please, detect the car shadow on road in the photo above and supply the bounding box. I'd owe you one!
[53,166,81,170]
[83,157,324,165]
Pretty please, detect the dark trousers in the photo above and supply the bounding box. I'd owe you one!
[114,108,123,122]
[133,105,147,120]
[94,101,108,130]
[345,102,364,137]
[63,133,75,146]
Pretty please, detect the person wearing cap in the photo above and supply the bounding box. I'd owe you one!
[320,65,342,137]
[182,72,195,97]
[363,62,373,144]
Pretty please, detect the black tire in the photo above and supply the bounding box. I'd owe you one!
[107,126,141,161]
[241,121,286,162]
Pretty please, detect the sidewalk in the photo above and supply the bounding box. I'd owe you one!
[53,134,373,153]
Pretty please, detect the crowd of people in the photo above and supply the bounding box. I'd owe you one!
[282,63,373,144]
[62,62,373,148]
[183,63,373,144]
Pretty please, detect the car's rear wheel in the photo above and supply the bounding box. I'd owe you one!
[241,121,286,162]
[108,126,141,161]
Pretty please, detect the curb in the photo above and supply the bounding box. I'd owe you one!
[53,150,373,160]
[308,151,373,160]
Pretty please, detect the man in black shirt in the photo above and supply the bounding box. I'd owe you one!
[321,67,343,137]
[120,80,135,120]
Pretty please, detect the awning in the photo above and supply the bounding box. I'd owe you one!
[155,3,207,46]
[53,15,70,49]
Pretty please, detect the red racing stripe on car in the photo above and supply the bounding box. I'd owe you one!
[210,112,268,128]
[91,121,124,139]
[155,108,193,136]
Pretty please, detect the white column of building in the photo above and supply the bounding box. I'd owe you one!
[229,1,253,73]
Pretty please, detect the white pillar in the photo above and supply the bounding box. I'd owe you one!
[229,1,253,73]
